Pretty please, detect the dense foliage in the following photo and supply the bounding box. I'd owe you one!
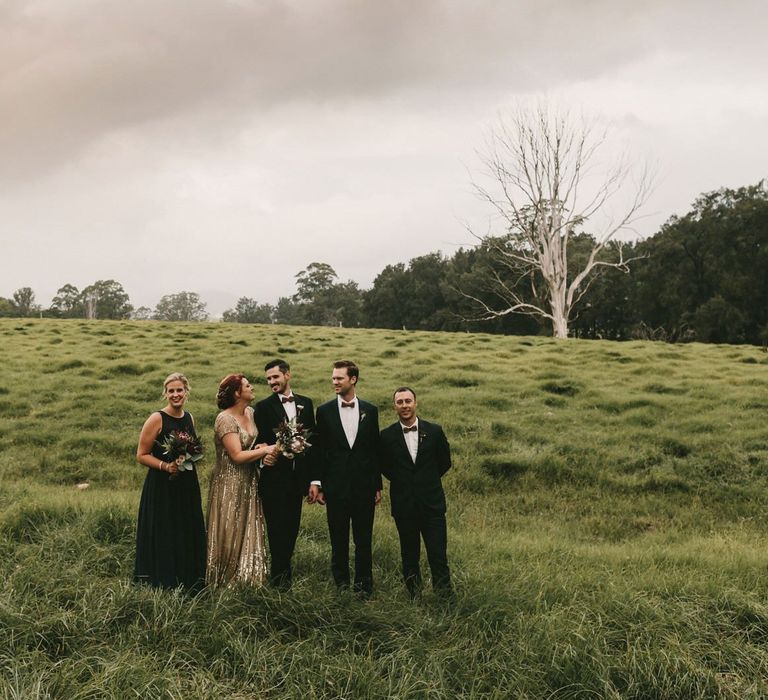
[630,182,768,344]
[3,182,767,344]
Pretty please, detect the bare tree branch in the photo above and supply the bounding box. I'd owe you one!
[461,101,654,338]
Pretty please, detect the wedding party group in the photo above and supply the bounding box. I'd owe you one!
[133,359,453,600]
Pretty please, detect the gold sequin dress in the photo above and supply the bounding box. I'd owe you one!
[206,408,267,586]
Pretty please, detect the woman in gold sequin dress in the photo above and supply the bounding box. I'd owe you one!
[206,374,276,586]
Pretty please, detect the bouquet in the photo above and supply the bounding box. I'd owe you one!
[159,430,203,479]
[274,416,312,458]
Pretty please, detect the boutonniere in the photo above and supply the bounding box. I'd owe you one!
[296,404,304,414]
[360,412,367,423]
[418,430,426,444]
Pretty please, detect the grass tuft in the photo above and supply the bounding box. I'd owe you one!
[540,381,579,396]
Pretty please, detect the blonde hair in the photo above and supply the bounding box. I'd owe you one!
[162,372,191,397]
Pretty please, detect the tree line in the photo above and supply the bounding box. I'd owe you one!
[226,181,767,345]
[0,283,209,323]
[3,181,767,345]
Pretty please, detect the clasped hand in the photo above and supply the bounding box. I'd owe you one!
[307,483,325,505]
[261,444,278,467]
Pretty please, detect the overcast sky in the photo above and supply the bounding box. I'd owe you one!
[2,0,766,316]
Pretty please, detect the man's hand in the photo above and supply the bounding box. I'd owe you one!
[374,490,382,506]
[308,483,326,505]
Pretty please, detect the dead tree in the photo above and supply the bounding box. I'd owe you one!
[467,103,653,338]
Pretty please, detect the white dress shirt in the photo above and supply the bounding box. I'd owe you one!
[338,394,359,448]
[280,392,297,421]
[400,418,419,463]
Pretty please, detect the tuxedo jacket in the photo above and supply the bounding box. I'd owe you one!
[314,398,382,504]
[255,392,316,495]
[379,419,451,518]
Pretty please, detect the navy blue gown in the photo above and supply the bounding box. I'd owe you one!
[134,410,206,592]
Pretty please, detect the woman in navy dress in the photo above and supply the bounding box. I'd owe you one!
[134,372,206,592]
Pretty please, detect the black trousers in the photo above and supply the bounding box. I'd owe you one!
[326,496,375,592]
[394,509,451,593]
[261,483,304,589]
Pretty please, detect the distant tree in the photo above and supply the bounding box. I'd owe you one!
[326,280,364,328]
[363,263,408,329]
[0,297,15,317]
[565,236,638,340]
[154,292,208,322]
[445,244,542,335]
[132,306,153,320]
[294,262,338,304]
[294,262,338,325]
[631,181,768,344]
[50,284,83,318]
[467,102,653,338]
[364,254,451,331]
[690,295,747,344]
[80,280,133,320]
[404,254,453,330]
[12,287,39,316]
[289,262,364,326]
[222,297,274,324]
[273,296,306,325]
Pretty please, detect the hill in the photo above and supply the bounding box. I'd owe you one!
[2,319,768,698]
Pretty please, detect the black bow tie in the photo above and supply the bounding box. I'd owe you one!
[341,401,355,408]
[402,425,418,433]
[281,396,294,403]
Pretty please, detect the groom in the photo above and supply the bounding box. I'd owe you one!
[255,359,316,589]
[314,360,381,595]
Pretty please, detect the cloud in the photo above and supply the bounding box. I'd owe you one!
[0,0,677,184]
[1,0,766,314]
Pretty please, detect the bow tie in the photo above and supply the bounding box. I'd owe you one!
[281,396,294,403]
[341,401,355,408]
[402,425,418,433]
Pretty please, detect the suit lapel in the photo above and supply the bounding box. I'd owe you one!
[352,398,371,447]
[391,423,415,465]
[414,421,429,465]
[410,420,430,465]
[328,401,347,447]
[269,393,288,423]
[352,399,369,448]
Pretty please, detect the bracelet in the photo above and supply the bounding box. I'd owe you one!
[159,461,165,472]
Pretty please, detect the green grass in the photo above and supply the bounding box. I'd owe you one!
[2,319,768,698]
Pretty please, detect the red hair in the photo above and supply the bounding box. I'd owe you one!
[217,373,245,409]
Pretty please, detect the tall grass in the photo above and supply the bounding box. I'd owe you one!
[2,319,768,697]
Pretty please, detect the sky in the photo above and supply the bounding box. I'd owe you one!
[1,0,766,317]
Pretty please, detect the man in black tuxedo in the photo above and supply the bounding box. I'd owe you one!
[255,359,317,589]
[379,386,452,597]
[314,360,381,594]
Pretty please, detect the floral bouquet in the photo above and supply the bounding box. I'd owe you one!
[274,416,313,458]
[159,430,203,479]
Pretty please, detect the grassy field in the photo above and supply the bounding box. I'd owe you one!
[2,318,768,698]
